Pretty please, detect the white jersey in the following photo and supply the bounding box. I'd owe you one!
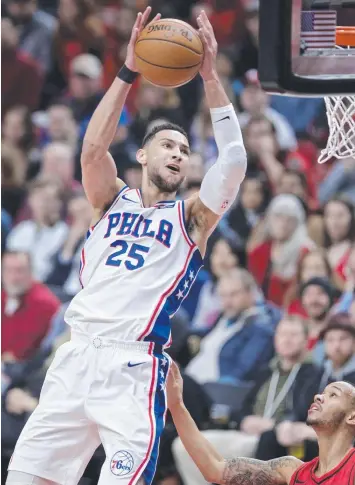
[65,186,203,346]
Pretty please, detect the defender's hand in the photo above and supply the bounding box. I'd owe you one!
[197,10,218,81]
[125,6,161,72]
[166,361,184,410]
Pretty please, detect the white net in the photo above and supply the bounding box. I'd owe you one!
[318,95,355,164]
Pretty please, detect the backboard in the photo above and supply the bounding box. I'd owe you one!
[258,0,355,95]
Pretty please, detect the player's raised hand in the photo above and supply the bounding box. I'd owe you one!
[196,10,218,81]
[166,361,184,410]
[125,6,161,72]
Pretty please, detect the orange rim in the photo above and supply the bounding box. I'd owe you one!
[336,26,355,47]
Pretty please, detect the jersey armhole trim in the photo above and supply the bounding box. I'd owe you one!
[178,200,195,248]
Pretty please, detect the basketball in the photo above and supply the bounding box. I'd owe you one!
[134,19,204,88]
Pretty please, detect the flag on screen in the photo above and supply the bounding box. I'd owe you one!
[301,10,337,49]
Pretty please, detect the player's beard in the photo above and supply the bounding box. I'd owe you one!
[148,165,183,193]
[306,409,346,431]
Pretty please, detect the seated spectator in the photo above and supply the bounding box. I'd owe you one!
[323,197,355,283]
[1,17,43,115]
[255,313,355,462]
[6,178,68,281]
[284,249,336,317]
[242,115,286,187]
[45,192,92,301]
[2,106,37,166]
[233,3,259,78]
[300,277,336,362]
[248,194,315,306]
[39,104,78,150]
[60,54,104,139]
[1,143,27,220]
[1,251,60,363]
[53,0,105,82]
[225,175,269,250]
[186,268,277,385]
[318,157,355,206]
[40,142,82,194]
[172,315,316,485]
[191,238,240,331]
[6,0,56,74]
[238,70,297,152]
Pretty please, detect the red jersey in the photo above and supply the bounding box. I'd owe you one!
[290,448,355,485]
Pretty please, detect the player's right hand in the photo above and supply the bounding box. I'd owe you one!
[125,6,161,73]
[166,361,184,410]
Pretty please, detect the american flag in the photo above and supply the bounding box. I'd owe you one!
[301,10,337,49]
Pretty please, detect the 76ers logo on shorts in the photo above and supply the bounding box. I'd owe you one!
[110,450,134,476]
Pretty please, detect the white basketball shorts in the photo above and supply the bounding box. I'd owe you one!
[8,331,171,485]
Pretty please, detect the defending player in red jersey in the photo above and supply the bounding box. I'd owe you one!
[167,362,355,485]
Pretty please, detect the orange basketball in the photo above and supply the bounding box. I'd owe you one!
[134,19,204,88]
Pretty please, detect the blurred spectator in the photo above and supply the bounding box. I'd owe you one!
[173,315,316,485]
[233,3,259,78]
[318,158,355,205]
[192,238,240,330]
[2,17,43,115]
[53,0,105,82]
[2,210,13,254]
[5,0,56,74]
[277,169,309,205]
[226,175,269,249]
[320,313,355,384]
[1,251,60,361]
[189,96,218,169]
[60,53,104,138]
[130,80,186,148]
[257,313,355,462]
[270,95,324,137]
[238,71,297,152]
[6,179,68,281]
[40,142,81,193]
[284,249,336,317]
[39,104,78,149]
[1,143,27,220]
[300,277,336,353]
[243,115,286,188]
[323,197,355,282]
[248,194,315,306]
[45,193,92,300]
[186,268,277,385]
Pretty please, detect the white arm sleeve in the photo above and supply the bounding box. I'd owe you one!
[199,104,247,215]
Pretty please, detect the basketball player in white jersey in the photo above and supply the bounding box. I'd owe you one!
[7,7,247,485]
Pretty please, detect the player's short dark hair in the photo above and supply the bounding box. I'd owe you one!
[142,123,188,147]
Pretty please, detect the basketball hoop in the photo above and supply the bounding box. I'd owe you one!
[318,27,355,164]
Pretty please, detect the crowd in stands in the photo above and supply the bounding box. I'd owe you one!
[1,0,355,484]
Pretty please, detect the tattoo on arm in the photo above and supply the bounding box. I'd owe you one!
[222,457,300,485]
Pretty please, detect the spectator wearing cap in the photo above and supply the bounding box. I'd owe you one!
[60,54,105,138]
[248,194,315,306]
[300,277,336,357]
[1,17,43,115]
[5,0,56,74]
[284,249,336,318]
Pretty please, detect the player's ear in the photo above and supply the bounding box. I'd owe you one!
[136,148,147,166]
[346,411,355,427]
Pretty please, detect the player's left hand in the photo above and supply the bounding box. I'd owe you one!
[197,10,218,81]
[166,361,184,410]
